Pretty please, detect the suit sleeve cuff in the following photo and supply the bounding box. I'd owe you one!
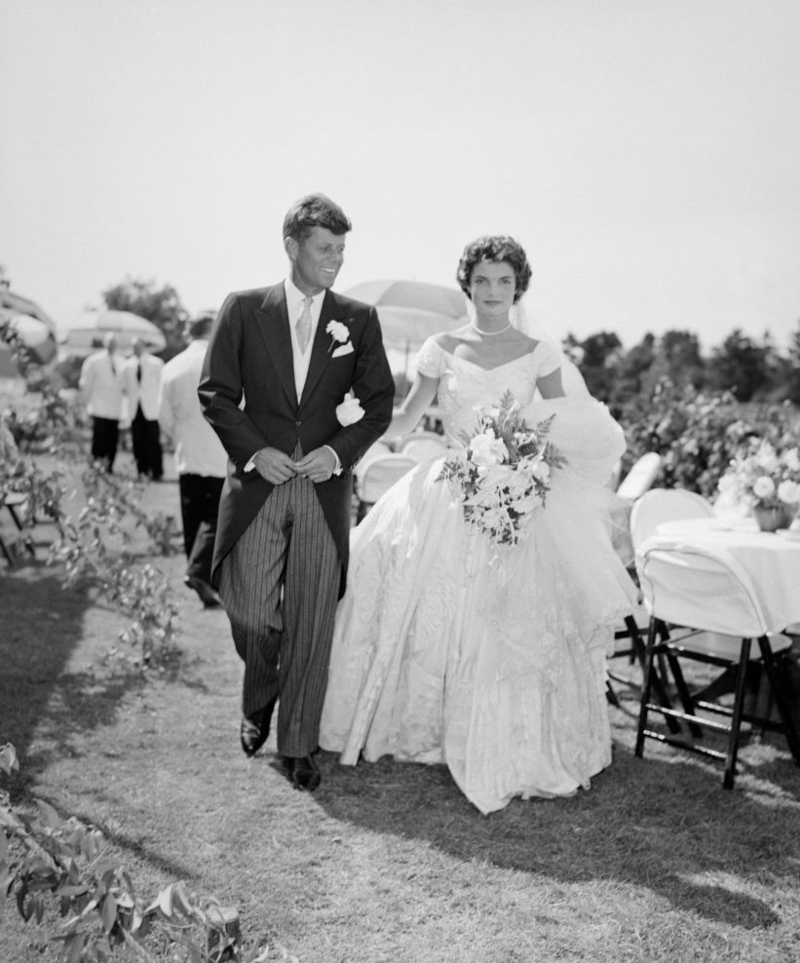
[324,445,342,476]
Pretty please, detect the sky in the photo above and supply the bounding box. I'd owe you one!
[2,0,800,352]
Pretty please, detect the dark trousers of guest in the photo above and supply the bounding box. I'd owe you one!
[179,474,224,585]
[131,406,163,480]
[90,416,119,473]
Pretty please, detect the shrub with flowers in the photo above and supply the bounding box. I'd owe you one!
[438,391,566,546]
[718,439,800,515]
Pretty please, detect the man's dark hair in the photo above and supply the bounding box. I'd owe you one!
[282,193,352,243]
[188,314,215,340]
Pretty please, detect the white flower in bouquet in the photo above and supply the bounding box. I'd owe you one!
[530,457,551,482]
[438,391,566,546]
[470,430,508,467]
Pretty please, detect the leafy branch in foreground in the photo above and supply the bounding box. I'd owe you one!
[51,467,181,668]
[1,744,298,963]
[2,415,181,667]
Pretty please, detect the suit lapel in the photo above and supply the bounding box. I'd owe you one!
[299,290,337,408]
[254,286,297,407]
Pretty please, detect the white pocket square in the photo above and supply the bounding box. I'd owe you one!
[332,342,354,358]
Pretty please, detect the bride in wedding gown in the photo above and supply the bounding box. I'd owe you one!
[319,235,637,814]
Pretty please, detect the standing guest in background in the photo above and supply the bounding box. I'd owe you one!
[198,192,395,791]
[125,338,164,480]
[78,332,126,472]
[159,314,228,609]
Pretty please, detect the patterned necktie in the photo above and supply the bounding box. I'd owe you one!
[296,296,313,353]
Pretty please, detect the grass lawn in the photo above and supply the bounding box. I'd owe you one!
[1,452,800,962]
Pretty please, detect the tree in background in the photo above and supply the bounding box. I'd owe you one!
[102,276,189,361]
[564,331,623,401]
[785,320,800,405]
[643,330,705,390]
[706,328,772,402]
[605,332,656,411]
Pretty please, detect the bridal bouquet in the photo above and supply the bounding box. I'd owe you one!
[438,391,566,546]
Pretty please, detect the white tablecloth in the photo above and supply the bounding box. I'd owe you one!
[641,517,800,633]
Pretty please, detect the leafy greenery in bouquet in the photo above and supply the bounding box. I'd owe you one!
[438,391,566,546]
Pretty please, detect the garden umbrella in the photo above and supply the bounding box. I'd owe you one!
[0,289,59,366]
[344,279,468,378]
[345,278,467,346]
[60,309,166,356]
[2,314,58,363]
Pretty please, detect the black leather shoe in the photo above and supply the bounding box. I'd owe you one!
[282,754,321,792]
[184,575,222,608]
[239,698,277,758]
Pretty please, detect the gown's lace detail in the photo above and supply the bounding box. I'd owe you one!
[320,338,638,814]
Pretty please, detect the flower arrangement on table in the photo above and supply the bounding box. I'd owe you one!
[438,391,566,546]
[717,438,800,531]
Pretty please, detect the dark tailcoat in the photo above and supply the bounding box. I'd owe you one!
[198,283,395,593]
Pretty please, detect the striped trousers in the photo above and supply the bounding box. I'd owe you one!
[218,467,340,758]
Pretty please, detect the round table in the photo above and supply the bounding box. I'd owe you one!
[642,516,800,633]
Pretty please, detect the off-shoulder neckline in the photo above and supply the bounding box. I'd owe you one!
[429,340,549,373]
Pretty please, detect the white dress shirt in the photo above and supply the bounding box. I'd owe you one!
[125,352,165,421]
[159,340,228,477]
[285,277,324,402]
[244,279,340,474]
[79,349,126,419]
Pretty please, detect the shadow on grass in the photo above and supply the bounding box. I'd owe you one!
[0,565,151,797]
[312,734,800,931]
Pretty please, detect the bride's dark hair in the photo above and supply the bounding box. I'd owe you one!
[456,235,532,303]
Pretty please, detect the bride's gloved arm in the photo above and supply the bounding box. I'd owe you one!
[383,373,440,441]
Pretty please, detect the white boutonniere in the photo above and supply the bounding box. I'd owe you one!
[326,319,351,353]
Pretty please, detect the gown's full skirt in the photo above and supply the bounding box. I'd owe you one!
[319,397,638,814]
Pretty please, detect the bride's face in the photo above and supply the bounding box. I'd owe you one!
[469,259,516,322]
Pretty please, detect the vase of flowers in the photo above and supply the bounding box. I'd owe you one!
[752,504,793,533]
[718,439,800,532]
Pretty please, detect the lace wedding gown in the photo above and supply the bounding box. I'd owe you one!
[319,338,638,814]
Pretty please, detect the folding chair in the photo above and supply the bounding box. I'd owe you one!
[400,436,447,463]
[394,429,444,451]
[630,488,715,546]
[356,440,392,471]
[616,452,662,501]
[607,490,717,709]
[353,454,417,523]
[635,541,800,789]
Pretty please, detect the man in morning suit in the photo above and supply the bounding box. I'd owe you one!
[125,338,165,480]
[198,193,395,791]
[78,332,126,473]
